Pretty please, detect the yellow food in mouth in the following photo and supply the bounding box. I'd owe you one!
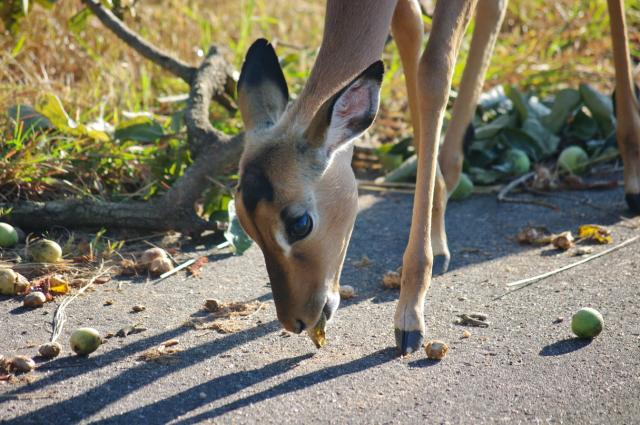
[307,312,327,348]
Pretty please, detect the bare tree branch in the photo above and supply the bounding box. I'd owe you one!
[82,0,196,83]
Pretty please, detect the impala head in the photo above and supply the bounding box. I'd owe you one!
[235,39,383,334]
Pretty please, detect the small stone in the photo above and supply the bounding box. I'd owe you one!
[462,330,471,339]
[552,317,564,324]
[131,304,146,312]
[339,285,356,300]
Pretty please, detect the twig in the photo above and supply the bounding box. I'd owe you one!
[154,258,197,283]
[82,0,196,83]
[494,235,640,300]
[50,264,113,343]
[497,172,559,210]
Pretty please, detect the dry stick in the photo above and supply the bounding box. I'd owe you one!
[50,264,113,343]
[82,0,195,83]
[494,235,640,300]
[81,0,236,111]
[154,258,197,283]
[497,172,559,210]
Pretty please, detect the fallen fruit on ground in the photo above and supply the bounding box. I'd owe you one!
[0,223,18,248]
[0,268,19,295]
[571,307,604,338]
[24,291,46,308]
[307,312,327,348]
[70,327,102,355]
[424,340,449,360]
[450,173,474,201]
[339,285,356,300]
[29,239,62,263]
[558,146,589,175]
[10,355,36,373]
[140,247,168,265]
[382,270,401,289]
[552,231,575,250]
[505,148,530,175]
[38,341,62,359]
[149,257,173,275]
[15,273,29,293]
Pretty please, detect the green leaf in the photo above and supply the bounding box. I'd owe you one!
[565,109,598,141]
[473,113,516,139]
[467,167,500,184]
[505,85,532,120]
[8,104,53,132]
[540,88,581,133]
[522,118,560,156]
[69,7,92,34]
[224,200,253,255]
[579,83,615,137]
[35,92,109,141]
[114,116,164,142]
[500,128,544,161]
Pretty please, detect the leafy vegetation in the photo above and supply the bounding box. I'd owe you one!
[1,0,639,213]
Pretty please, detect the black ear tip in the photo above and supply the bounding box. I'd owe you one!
[238,38,289,100]
[362,60,384,83]
[247,38,273,54]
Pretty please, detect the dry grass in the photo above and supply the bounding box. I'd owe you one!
[2,1,638,115]
[0,0,638,199]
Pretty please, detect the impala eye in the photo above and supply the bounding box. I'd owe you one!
[286,212,313,241]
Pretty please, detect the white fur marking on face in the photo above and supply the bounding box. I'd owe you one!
[274,230,291,257]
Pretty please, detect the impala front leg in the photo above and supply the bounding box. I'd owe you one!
[608,0,640,213]
[395,0,477,355]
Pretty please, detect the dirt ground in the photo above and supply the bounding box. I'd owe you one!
[1,185,639,424]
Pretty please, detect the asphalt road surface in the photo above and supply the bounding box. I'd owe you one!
[1,186,639,424]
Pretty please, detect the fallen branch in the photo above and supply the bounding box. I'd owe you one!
[494,234,640,300]
[4,2,245,236]
[497,172,559,210]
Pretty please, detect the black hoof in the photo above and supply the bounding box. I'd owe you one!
[395,328,424,356]
[626,193,640,214]
[433,254,450,276]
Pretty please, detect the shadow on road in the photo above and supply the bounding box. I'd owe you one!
[171,347,398,424]
[539,338,592,356]
[3,320,282,424]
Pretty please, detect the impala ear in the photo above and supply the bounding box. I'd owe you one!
[305,61,384,159]
[237,39,289,130]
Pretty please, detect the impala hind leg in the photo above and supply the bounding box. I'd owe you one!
[395,0,477,355]
[392,1,454,274]
[608,0,640,213]
[429,0,508,275]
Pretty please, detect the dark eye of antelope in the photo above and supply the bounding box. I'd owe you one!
[285,212,313,242]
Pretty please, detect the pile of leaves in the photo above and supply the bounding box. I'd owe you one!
[375,83,621,186]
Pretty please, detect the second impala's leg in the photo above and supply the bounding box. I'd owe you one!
[429,0,508,275]
[607,0,640,213]
[395,0,477,354]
